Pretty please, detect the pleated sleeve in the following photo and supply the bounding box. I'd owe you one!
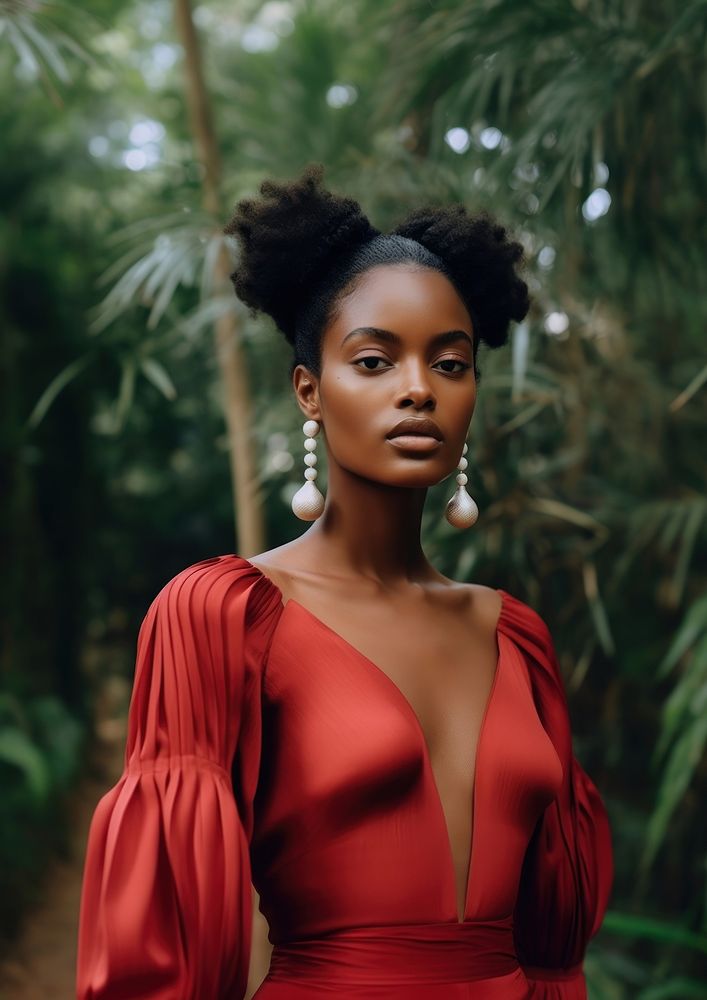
[76,555,283,1000]
[503,594,614,1000]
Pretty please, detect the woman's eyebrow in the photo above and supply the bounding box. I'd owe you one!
[341,327,473,349]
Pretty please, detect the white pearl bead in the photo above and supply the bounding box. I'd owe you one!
[304,467,317,480]
[291,480,325,520]
[456,472,468,485]
[304,453,317,467]
[462,443,468,455]
[304,437,317,452]
[445,486,479,528]
[303,419,319,437]
[458,456,468,471]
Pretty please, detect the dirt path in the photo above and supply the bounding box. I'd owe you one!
[0,668,273,999]
[0,674,129,1000]
[0,771,115,998]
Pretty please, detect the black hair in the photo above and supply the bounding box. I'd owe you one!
[223,162,530,382]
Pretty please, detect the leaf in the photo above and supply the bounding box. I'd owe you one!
[0,726,51,803]
[19,14,71,83]
[26,354,93,429]
[657,592,707,678]
[638,980,707,1000]
[90,224,208,334]
[139,358,177,400]
[4,18,41,77]
[165,295,237,343]
[511,320,530,401]
[200,232,227,301]
[0,693,27,728]
[655,634,707,756]
[671,501,706,605]
[642,713,707,870]
[601,911,707,954]
[26,697,84,789]
[583,562,615,657]
[147,242,198,329]
[112,358,137,432]
[669,361,707,412]
[527,497,608,535]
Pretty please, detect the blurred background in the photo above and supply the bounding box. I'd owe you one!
[1,0,706,996]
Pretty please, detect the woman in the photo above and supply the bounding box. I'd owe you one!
[76,163,613,998]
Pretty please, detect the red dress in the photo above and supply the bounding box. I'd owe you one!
[76,554,613,999]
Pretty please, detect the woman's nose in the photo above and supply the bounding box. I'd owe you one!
[396,363,436,407]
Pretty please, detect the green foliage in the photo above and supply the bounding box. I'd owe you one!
[643,592,707,873]
[0,0,95,99]
[0,693,85,945]
[1,0,705,991]
[0,693,84,803]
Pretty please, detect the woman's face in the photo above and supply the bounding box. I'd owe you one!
[301,263,477,489]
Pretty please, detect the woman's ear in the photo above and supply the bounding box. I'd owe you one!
[292,365,322,423]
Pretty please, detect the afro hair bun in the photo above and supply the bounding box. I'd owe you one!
[391,205,530,349]
[223,162,380,343]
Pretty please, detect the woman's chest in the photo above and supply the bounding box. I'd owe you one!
[258,593,560,785]
[250,601,563,929]
[269,588,502,756]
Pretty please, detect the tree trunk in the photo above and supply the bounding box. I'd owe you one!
[173,0,265,557]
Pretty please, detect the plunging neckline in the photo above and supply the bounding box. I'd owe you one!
[241,554,508,925]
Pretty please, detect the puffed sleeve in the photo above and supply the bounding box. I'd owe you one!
[502,594,614,1000]
[76,555,282,1000]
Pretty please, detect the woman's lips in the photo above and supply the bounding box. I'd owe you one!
[386,434,443,453]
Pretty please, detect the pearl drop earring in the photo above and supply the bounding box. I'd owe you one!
[444,442,479,529]
[291,419,326,520]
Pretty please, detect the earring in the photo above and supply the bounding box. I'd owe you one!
[291,419,326,520]
[445,442,479,529]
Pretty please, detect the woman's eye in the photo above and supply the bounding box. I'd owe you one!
[354,356,390,371]
[353,356,472,373]
[434,358,472,374]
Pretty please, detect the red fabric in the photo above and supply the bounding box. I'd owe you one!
[76,554,613,999]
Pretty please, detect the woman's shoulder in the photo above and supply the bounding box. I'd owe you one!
[147,552,283,628]
[495,589,571,705]
[152,552,272,591]
[444,577,550,644]
[496,586,554,644]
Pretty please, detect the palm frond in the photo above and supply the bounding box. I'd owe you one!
[0,0,94,100]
